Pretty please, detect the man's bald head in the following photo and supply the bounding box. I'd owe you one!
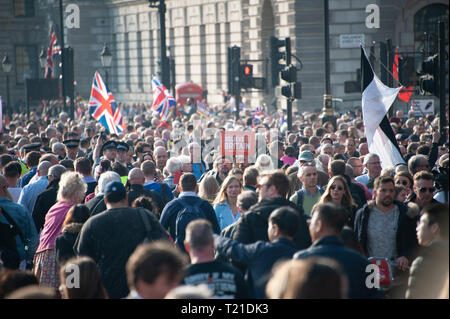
[128,168,145,185]
[37,161,52,177]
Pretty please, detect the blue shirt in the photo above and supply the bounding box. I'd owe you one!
[192,163,206,180]
[214,202,241,231]
[0,196,39,264]
[18,167,37,188]
[18,176,49,214]
[143,180,174,201]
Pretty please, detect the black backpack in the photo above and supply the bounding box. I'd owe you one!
[174,200,205,250]
[0,208,24,270]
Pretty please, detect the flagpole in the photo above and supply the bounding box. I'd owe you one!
[59,0,67,114]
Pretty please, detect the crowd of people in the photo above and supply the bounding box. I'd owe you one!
[0,99,448,299]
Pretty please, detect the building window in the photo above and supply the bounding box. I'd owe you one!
[14,0,35,18]
[414,4,448,69]
[15,45,38,84]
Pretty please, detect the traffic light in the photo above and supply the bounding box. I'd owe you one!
[419,54,438,96]
[281,85,291,98]
[281,65,296,83]
[240,63,253,89]
[228,46,241,96]
[293,82,302,99]
[270,36,288,87]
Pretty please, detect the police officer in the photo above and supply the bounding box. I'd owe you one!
[63,139,80,161]
[116,141,134,171]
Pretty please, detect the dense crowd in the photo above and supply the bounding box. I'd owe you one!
[0,99,448,299]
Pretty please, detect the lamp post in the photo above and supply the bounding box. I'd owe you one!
[100,43,112,85]
[39,47,47,78]
[321,0,336,129]
[149,0,170,88]
[2,54,12,119]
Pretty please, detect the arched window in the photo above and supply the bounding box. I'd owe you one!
[414,4,448,70]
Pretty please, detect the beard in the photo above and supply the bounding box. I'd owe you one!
[381,197,393,207]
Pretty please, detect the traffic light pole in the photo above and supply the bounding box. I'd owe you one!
[287,98,293,131]
[438,21,447,144]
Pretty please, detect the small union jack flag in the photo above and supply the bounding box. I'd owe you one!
[151,77,176,121]
[89,71,125,134]
[45,24,62,79]
[251,106,264,117]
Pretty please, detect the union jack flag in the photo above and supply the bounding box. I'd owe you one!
[89,71,125,134]
[151,77,176,121]
[45,24,62,79]
[251,106,264,117]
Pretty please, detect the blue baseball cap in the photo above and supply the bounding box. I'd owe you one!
[104,181,126,195]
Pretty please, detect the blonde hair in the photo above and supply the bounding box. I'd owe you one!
[319,175,355,208]
[198,176,220,203]
[213,175,242,205]
[57,171,87,204]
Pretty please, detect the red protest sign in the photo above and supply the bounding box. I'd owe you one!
[220,131,255,157]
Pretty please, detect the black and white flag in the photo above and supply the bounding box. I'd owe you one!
[361,46,405,169]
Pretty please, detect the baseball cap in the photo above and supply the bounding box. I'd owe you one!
[298,151,314,162]
[104,181,126,195]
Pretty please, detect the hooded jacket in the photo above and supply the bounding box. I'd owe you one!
[232,197,311,250]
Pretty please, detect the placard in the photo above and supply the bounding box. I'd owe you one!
[220,131,255,157]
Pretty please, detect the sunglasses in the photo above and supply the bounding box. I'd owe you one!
[330,185,344,191]
[418,187,435,193]
[396,180,409,186]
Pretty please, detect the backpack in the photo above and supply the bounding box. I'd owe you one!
[0,208,24,270]
[136,208,167,244]
[174,200,205,249]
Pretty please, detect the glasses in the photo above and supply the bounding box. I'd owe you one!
[330,185,344,191]
[418,187,435,193]
[368,161,381,166]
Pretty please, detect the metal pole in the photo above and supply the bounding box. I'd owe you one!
[59,0,66,113]
[6,74,11,118]
[323,0,330,94]
[322,0,334,127]
[287,98,292,131]
[387,38,394,117]
[438,21,447,144]
[379,41,387,85]
[159,0,169,88]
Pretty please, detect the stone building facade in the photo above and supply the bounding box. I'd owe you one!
[0,0,447,115]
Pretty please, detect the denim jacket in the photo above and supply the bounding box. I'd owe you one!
[0,196,39,264]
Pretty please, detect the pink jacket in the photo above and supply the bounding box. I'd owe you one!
[36,201,74,253]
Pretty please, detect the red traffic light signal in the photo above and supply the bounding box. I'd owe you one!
[244,65,251,76]
[240,64,253,89]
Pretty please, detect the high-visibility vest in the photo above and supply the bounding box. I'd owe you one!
[18,160,29,176]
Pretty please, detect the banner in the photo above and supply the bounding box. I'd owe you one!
[220,131,255,157]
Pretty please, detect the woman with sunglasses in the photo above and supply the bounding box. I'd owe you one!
[394,171,413,197]
[317,176,357,227]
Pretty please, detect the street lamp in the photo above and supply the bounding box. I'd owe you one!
[100,43,112,85]
[39,47,47,77]
[2,54,12,118]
